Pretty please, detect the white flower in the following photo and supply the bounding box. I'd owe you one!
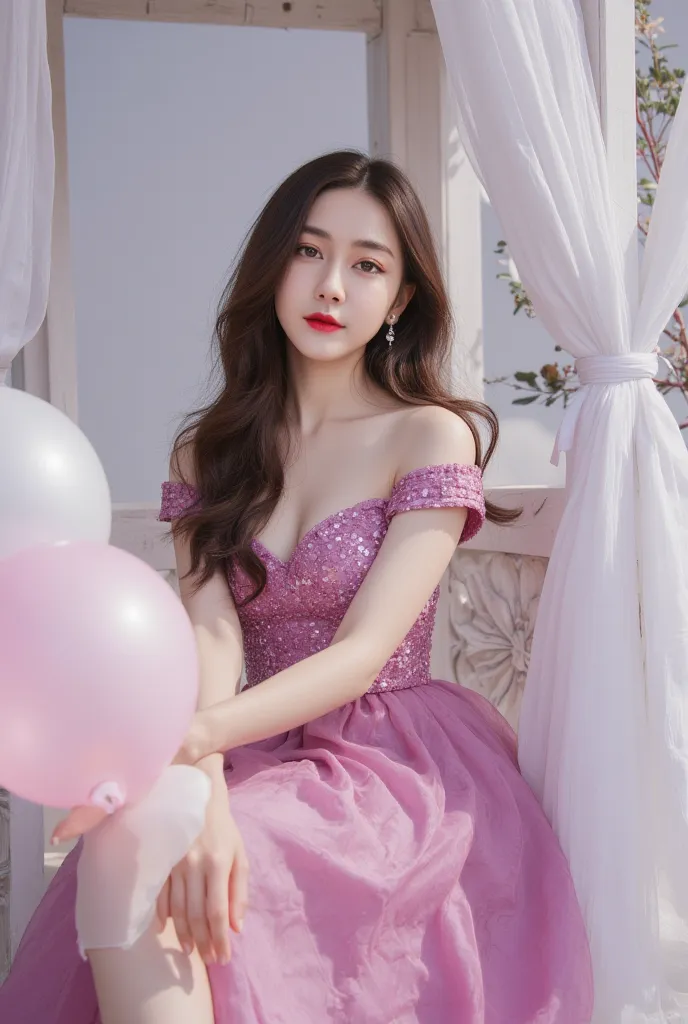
[447,551,547,730]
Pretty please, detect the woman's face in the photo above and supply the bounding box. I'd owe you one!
[275,187,414,365]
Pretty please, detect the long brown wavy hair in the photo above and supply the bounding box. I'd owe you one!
[170,150,516,602]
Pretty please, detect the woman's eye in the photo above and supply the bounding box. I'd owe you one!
[357,260,382,274]
[297,244,320,258]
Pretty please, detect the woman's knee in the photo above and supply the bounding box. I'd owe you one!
[87,921,214,1024]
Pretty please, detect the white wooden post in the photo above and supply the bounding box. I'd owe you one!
[366,1,488,678]
[439,74,486,400]
[45,0,79,422]
[580,0,639,308]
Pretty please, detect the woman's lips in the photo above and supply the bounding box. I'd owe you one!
[304,318,343,333]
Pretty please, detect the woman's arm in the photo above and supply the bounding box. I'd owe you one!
[190,408,476,758]
[158,448,249,966]
[170,453,244,788]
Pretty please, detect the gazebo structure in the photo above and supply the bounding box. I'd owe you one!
[2,2,667,1020]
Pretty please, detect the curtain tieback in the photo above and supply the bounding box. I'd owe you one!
[551,352,661,466]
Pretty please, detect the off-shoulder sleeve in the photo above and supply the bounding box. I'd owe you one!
[386,463,485,544]
[158,481,200,522]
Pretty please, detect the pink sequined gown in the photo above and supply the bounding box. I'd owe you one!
[0,463,593,1023]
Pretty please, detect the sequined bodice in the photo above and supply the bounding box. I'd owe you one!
[160,464,485,697]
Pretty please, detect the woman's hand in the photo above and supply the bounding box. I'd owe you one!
[155,788,248,966]
[50,803,109,845]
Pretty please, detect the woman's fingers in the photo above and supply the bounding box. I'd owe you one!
[169,868,193,956]
[206,857,232,965]
[186,857,214,965]
[50,805,108,844]
[155,877,170,933]
[228,850,249,935]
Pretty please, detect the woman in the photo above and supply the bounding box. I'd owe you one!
[0,150,593,1023]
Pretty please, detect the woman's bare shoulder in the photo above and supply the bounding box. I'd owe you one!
[390,405,477,479]
[169,439,197,486]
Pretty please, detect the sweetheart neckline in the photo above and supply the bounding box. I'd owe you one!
[162,462,482,566]
[251,496,389,566]
[248,461,482,565]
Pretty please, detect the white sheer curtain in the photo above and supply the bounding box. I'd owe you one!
[0,0,54,384]
[431,0,688,1020]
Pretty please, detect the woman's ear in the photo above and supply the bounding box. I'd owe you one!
[391,282,416,320]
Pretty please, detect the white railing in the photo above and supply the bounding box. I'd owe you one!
[110,485,564,566]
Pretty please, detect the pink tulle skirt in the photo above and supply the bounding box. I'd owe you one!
[0,682,593,1023]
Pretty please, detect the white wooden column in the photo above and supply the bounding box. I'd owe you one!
[367,1,487,679]
[367,0,484,396]
[367,2,442,245]
[580,0,639,311]
[44,0,79,420]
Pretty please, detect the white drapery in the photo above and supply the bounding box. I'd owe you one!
[0,0,54,383]
[431,0,688,1020]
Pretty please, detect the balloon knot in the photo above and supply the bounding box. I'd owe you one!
[89,780,126,814]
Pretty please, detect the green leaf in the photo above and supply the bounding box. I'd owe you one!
[512,395,539,406]
[514,371,539,386]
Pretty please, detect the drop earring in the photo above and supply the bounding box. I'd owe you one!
[386,315,396,348]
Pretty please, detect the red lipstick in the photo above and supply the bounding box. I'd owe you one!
[304,312,343,333]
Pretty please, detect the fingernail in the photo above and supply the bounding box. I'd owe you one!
[182,942,193,956]
[238,917,244,933]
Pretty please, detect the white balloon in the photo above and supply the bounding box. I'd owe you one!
[0,386,111,559]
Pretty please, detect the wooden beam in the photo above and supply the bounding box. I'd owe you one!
[63,0,382,34]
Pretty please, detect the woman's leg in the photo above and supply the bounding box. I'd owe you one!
[88,920,215,1024]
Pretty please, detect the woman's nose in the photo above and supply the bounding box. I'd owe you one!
[316,265,345,304]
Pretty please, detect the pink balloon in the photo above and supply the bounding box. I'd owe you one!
[0,542,199,809]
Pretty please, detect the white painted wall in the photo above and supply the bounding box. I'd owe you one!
[63,17,369,503]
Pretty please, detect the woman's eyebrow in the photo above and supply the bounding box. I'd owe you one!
[302,224,396,259]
